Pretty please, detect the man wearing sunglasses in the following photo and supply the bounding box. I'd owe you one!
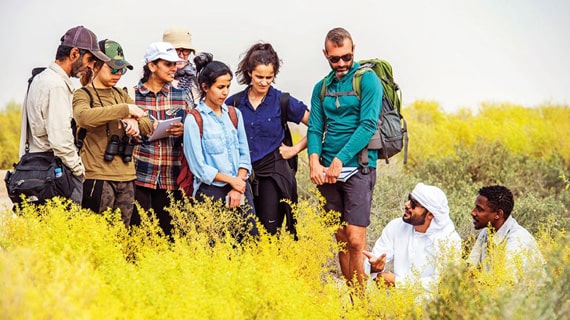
[363,183,461,292]
[18,26,109,204]
[307,27,383,287]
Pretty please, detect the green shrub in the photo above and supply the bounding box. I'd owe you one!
[0,101,22,168]
[1,100,569,318]
[1,198,568,319]
[405,139,570,239]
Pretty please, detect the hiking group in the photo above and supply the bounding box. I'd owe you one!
[10,25,544,292]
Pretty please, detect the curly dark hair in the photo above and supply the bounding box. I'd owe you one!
[478,185,515,218]
[235,42,281,85]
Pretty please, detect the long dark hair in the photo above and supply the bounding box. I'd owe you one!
[235,42,281,85]
[194,52,233,99]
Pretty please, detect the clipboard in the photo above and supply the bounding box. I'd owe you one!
[147,117,182,141]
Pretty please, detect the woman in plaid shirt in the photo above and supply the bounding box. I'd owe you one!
[131,42,189,237]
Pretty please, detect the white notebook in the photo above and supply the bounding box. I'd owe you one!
[147,117,182,141]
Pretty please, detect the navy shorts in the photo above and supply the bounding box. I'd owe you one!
[317,168,376,227]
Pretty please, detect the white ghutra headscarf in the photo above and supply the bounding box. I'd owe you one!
[410,183,457,240]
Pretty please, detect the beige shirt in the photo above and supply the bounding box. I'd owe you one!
[19,62,84,176]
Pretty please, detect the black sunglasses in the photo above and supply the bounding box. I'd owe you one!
[408,194,423,209]
[110,67,127,75]
[327,53,353,63]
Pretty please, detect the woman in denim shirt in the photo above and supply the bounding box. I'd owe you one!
[183,52,258,238]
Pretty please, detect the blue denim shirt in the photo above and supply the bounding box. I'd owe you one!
[183,101,252,195]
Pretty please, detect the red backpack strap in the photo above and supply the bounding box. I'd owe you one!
[189,108,203,137]
[189,107,237,135]
[227,105,238,129]
[178,109,203,197]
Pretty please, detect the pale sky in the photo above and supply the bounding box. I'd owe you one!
[1,0,569,112]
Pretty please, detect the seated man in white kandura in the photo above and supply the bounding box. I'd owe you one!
[363,183,462,292]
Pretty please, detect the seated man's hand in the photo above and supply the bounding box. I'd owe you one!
[362,250,387,273]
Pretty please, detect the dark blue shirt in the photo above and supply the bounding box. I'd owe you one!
[226,86,308,163]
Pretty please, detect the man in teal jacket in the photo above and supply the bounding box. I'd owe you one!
[307,27,383,287]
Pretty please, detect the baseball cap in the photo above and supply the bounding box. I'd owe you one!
[162,27,196,52]
[144,42,184,64]
[60,26,110,62]
[99,39,133,70]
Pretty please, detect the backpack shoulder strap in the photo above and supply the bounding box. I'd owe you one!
[233,89,246,108]
[74,87,95,150]
[227,105,238,129]
[234,95,241,108]
[23,67,47,151]
[80,87,95,107]
[279,92,290,128]
[189,108,203,137]
[353,66,374,98]
[319,72,337,101]
[28,67,46,92]
[188,107,237,138]
[319,78,326,102]
[320,73,358,109]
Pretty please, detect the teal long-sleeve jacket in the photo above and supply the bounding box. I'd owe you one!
[307,62,383,168]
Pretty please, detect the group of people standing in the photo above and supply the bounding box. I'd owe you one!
[19,25,544,292]
[19,25,309,241]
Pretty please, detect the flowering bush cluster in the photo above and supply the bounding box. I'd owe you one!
[1,102,569,318]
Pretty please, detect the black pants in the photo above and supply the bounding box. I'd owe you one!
[132,186,182,237]
[253,177,283,235]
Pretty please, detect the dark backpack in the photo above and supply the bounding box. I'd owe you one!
[320,59,408,166]
[177,106,239,197]
[233,91,297,172]
[4,67,75,206]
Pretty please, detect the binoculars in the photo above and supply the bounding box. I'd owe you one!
[104,135,135,163]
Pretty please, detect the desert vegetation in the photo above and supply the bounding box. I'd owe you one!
[1,101,569,319]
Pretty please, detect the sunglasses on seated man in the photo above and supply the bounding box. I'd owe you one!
[408,194,425,209]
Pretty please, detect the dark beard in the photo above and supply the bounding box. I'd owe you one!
[403,209,429,226]
[329,61,353,78]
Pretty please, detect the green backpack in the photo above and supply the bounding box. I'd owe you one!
[320,59,408,167]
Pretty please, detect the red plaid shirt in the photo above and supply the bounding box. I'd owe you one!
[134,82,189,190]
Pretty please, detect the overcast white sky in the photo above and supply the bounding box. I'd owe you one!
[1,0,569,112]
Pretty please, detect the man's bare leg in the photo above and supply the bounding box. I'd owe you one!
[335,227,351,280]
[336,224,367,286]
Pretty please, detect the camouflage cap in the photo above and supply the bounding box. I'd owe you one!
[98,39,133,70]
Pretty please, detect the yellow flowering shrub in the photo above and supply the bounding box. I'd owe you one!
[1,194,568,319]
